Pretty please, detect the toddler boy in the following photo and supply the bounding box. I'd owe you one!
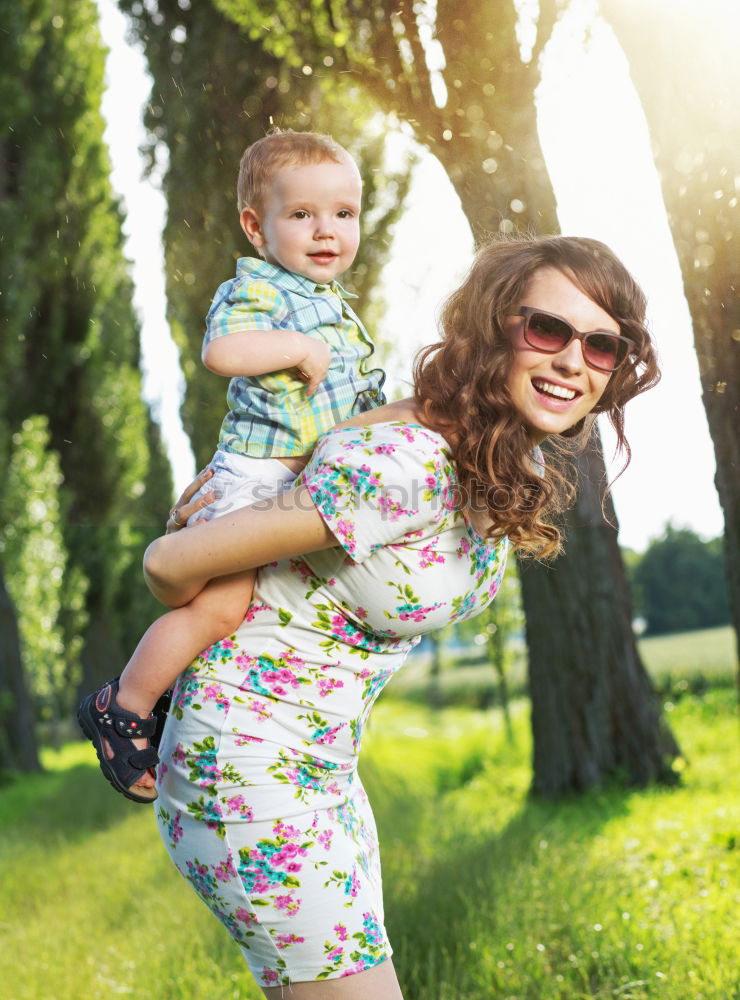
[78,129,385,802]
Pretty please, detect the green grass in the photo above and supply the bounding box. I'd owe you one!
[1,692,738,999]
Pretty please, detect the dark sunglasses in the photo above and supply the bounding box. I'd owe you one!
[514,307,634,373]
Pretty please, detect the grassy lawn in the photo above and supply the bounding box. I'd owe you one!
[1,685,737,1000]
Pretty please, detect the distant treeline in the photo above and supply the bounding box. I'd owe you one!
[623,525,730,635]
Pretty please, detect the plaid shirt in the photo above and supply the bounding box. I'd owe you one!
[205,258,386,458]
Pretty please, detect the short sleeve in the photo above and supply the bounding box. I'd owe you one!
[204,277,290,344]
[302,423,455,563]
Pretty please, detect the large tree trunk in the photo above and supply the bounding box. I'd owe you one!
[0,569,41,773]
[520,434,680,797]
[600,1,740,674]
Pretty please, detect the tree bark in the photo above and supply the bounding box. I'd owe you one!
[0,569,41,773]
[520,434,680,797]
[600,0,740,675]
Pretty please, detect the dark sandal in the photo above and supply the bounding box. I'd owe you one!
[77,678,161,804]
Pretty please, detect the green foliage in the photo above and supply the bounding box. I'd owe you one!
[1,416,86,720]
[0,0,173,701]
[630,525,730,635]
[0,692,736,998]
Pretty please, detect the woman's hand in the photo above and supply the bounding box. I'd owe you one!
[166,467,216,534]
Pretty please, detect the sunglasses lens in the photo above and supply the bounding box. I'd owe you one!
[584,333,626,371]
[525,312,571,352]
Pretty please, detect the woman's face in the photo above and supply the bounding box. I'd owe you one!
[505,267,617,443]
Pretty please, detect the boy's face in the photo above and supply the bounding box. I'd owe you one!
[241,155,362,284]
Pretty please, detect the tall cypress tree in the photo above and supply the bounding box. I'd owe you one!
[0,0,174,741]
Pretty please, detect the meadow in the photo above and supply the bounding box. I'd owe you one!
[1,628,737,1000]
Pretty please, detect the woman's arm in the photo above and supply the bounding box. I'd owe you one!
[145,483,336,608]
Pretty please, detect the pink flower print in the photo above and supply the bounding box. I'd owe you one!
[274,894,300,917]
[425,474,437,490]
[203,683,229,711]
[326,945,343,961]
[248,698,272,722]
[317,677,344,698]
[245,604,269,622]
[456,536,472,557]
[213,853,237,882]
[172,743,187,764]
[235,908,257,926]
[235,652,258,672]
[318,829,333,851]
[334,923,348,941]
[285,861,302,873]
[157,762,169,779]
[419,544,445,569]
[334,519,356,551]
[399,425,416,443]
[275,933,305,950]
[262,968,280,985]
[373,443,396,455]
[234,732,264,746]
[316,723,343,746]
[225,794,253,821]
[274,820,302,839]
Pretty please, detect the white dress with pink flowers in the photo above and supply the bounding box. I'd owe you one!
[155,422,508,987]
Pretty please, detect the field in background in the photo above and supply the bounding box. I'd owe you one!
[393,625,736,707]
[1,629,737,999]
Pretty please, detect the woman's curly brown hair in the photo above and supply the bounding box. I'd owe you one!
[413,235,660,557]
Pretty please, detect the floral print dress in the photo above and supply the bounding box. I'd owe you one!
[155,422,509,987]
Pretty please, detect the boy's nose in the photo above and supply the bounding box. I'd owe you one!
[314,218,335,239]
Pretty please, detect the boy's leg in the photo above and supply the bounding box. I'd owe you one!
[117,568,257,717]
[95,570,256,794]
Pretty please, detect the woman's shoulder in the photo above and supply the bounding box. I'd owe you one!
[315,420,451,467]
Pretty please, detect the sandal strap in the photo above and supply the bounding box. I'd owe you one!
[110,714,157,739]
[129,747,160,769]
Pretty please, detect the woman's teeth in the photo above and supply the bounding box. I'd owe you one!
[533,379,577,400]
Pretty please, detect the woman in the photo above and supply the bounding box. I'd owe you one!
[142,236,658,998]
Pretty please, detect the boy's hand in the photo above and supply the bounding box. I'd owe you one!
[296,337,331,395]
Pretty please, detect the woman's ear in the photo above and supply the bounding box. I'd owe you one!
[240,207,265,249]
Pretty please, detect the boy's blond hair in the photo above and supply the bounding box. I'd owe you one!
[237,128,352,211]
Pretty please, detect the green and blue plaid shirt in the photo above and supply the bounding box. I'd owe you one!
[204,258,386,458]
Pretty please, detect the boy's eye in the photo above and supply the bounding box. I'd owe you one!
[292,210,309,219]
[337,210,354,219]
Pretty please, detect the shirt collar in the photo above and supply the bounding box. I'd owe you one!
[236,256,357,300]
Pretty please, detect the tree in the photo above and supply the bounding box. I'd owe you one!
[0,0,174,721]
[210,0,678,794]
[0,569,40,774]
[634,525,730,636]
[600,0,740,670]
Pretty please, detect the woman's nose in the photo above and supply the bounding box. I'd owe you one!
[553,337,585,373]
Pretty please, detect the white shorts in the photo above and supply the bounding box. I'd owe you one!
[187,449,298,526]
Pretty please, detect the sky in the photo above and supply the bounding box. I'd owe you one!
[95,0,723,552]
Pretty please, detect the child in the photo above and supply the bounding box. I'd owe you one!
[78,129,386,802]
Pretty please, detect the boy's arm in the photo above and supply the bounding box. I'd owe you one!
[203,328,331,395]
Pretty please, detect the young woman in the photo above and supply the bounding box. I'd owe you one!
[101,236,659,998]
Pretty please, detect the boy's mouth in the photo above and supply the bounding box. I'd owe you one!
[309,251,338,263]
